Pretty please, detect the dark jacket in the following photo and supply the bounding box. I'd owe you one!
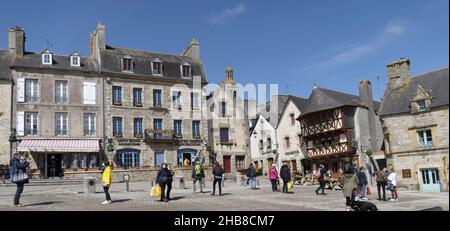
[49,158,57,168]
[247,166,256,178]
[10,158,29,175]
[212,166,224,178]
[192,164,205,179]
[376,170,388,185]
[317,167,326,183]
[280,165,291,181]
[156,168,171,184]
[357,171,368,185]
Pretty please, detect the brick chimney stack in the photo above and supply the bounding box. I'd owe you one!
[8,26,25,57]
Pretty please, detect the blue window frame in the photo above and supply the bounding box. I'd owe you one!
[133,88,142,106]
[417,130,433,147]
[112,86,122,105]
[220,128,229,143]
[192,121,200,138]
[113,117,123,137]
[153,89,162,106]
[155,150,164,166]
[154,119,163,139]
[134,118,143,137]
[174,120,182,136]
[116,149,140,169]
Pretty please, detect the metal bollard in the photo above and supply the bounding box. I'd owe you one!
[123,174,130,192]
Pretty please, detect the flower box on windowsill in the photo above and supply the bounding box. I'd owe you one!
[219,140,234,145]
[134,102,143,107]
[175,134,183,139]
[135,133,143,138]
[149,105,167,111]
[113,134,123,138]
[113,101,123,106]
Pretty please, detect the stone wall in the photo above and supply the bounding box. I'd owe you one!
[0,82,11,165]
[383,107,449,192]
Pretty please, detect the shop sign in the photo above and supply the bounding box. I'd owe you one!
[117,138,141,146]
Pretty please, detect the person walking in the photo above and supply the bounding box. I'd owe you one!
[357,166,368,200]
[72,156,78,172]
[166,164,174,201]
[269,164,279,192]
[340,164,360,211]
[156,163,172,202]
[315,164,326,195]
[387,169,398,202]
[10,153,31,207]
[280,163,291,193]
[101,160,113,204]
[192,160,204,193]
[376,168,388,201]
[211,162,224,196]
[247,163,257,189]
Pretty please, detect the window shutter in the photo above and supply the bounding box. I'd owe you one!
[83,82,96,104]
[17,77,25,102]
[16,111,24,136]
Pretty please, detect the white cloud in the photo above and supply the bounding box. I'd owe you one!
[208,3,246,25]
[300,19,409,74]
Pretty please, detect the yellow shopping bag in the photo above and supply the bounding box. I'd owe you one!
[287,181,293,190]
[150,185,161,197]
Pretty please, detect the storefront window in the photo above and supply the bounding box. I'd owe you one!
[117,149,140,169]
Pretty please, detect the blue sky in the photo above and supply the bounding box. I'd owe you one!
[0,0,448,101]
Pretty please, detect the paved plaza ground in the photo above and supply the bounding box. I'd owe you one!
[0,180,448,211]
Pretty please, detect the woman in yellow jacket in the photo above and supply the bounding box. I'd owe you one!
[101,160,113,204]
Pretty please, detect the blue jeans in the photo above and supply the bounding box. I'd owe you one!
[360,184,367,198]
[249,178,257,189]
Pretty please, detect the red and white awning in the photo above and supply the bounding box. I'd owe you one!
[17,139,100,153]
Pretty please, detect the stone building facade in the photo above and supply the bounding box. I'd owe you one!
[206,66,251,179]
[3,26,104,178]
[276,96,309,175]
[380,58,449,192]
[90,23,209,170]
[0,50,12,165]
[249,114,277,176]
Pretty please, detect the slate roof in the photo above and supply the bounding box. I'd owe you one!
[259,95,290,127]
[10,52,97,72]
[0,50,12,80]
[100,45,207,82]
[380,67,449,116]
[301,87,380,116]
[290,95,309,112]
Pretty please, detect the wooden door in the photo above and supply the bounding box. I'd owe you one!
[223,156,231,173]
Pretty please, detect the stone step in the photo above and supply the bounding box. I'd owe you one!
[0,178,84,187]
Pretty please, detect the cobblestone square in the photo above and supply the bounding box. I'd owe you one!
[0,180,448,211]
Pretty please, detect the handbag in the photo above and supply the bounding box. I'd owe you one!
[11,171,29,184]
[387,182,393,191]
[287,181,293,190]
[150,185,161,197]
[366,186,372,196]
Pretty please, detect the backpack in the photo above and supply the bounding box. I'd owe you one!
[195,164,202,176]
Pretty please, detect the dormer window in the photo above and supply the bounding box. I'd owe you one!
[122,56,133,72]
[152,59,162,75]
[417,100,426,112]
[181,62,191,78]
[42,49,53,65]
[70,52,80,67]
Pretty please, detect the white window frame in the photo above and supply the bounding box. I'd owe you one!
[25,79,39,102]
[151,59,163,76]
[42,53,52,65]
[24,112,38,136]
[70,55,80,67]
[83,113,96,136]
[417,100,426,112]
[416,129,433,148]
[121,56,134,72]
[180,62,191,78]
[172,91,182,109]
[55,80,68,103]
[55,112,69,136]
[83,82,96,105]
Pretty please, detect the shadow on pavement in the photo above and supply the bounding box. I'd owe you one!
[112,199,131,203]
[419,206,443,211]
[169,196,185,201]
[26,201,64,207]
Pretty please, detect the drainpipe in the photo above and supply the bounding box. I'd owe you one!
[9,70,14,161]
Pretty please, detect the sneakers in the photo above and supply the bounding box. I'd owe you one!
[362,198,368,200]
[345,206,351,211]
[389,198,396,202]
[15,204,25,207]
[395,199,399,202]
[101,200,111,204]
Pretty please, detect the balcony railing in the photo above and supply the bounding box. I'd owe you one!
[144,129,176,143]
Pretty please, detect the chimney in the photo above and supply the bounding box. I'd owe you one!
[8,26,25,57]
[359,80,374,109]
[181,38,200,62]
[387,58,410,90]
[90,22,106,56]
